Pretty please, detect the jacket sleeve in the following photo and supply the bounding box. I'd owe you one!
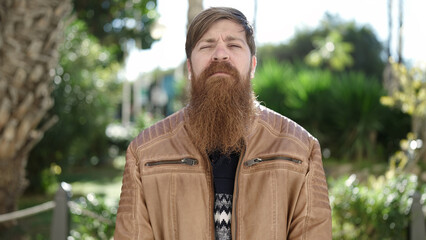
[114,143,154,240]
[288,139,332,240]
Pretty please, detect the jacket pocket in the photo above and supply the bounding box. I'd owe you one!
[244,156,302,167]
[144,158,198,167]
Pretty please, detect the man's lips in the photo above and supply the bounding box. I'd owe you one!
[210,72,230,77]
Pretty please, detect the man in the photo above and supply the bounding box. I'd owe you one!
[114,7,332,240]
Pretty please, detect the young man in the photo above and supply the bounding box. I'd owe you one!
[114,7,332,240]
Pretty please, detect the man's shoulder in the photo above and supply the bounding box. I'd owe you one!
[256,105,316,146]
[130,108,186,149]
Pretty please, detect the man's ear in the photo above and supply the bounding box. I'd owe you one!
[187,59,192,80]
[250,56,257,79]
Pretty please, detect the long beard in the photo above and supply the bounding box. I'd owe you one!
[187,61,257,155]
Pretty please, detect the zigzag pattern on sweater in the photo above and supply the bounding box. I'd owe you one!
[214,193,232,240]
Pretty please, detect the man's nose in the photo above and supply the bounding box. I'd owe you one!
[212,46,229,62]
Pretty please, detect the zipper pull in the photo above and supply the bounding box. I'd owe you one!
[244,158,263,167]
[181,158,198,165]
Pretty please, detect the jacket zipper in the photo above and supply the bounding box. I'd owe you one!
[144,158,198,166]
[206,153,215,240]
[244,156,302,167]
[233,145,246,240]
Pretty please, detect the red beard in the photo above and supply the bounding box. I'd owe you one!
[187,61,257,155]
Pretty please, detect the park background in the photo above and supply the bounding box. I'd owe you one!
[0,0,425,239]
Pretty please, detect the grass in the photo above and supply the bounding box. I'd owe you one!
[0,163,123,240]
[323,158,388,182]
[59,165,123,205]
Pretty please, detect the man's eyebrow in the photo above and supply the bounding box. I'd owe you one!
[200,36,245,43]
[224,36,245,42]
[200,38,216,43]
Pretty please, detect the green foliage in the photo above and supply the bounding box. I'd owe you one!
[344,24,385,79]
[305,30,354,71]
[322,72,388,159]
[253,60,410,161]
[252,60,293,113]
[73,0,160,60]
[381,60,426,169]
[257,13,385,78]
[330,172,419,239]
[381,59,426,117]
[253,60,333,138]
[69,193,117,240]
[28,20,122,193]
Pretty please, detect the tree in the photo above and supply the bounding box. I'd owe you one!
[26,0,160,193]
[257,14,386,79]
[0,0,72,218]
[0,0,161,219]
[27,21,122,193]
[72,0,160,60]
[187,0,203,30]
[305,30,354,71]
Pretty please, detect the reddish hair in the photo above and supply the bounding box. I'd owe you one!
[185,7,256,59]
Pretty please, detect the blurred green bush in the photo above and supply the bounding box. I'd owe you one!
[253,60,410,161]
[329,172,421,239]
[70,193,117,240]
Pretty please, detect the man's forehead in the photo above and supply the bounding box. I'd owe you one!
[199,19,245,42]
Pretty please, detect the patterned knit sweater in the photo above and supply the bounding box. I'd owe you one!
[209,151,239,240]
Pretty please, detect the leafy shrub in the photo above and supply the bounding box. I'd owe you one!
[252,60,295,114]
[329,172,419,240]
[253,60,410,161]
[322,72,390,160]
[69,193,117,240]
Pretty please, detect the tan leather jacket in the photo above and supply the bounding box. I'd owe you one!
[114,106,332,239]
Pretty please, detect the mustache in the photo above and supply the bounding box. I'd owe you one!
[200,61,240,80]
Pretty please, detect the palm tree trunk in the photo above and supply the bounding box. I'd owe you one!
[0,0,71,220]
[397,0,404,63]
[383,0,397,94]
[387,0,392,59]
[187,0,203,31]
